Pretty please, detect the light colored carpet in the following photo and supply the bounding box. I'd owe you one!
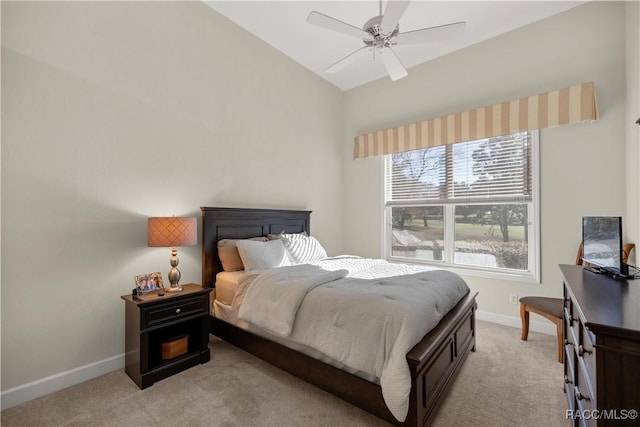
[1,320,569,427]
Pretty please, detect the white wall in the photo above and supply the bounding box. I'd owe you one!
[1,1,343,391]
[343,2,628,318]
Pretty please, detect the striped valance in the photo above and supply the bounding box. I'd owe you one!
[353,81,598,159]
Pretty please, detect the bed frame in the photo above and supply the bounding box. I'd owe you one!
[201,207,477,427]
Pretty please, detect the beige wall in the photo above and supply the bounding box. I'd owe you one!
[343,2,629,318]
[1,1,343,389]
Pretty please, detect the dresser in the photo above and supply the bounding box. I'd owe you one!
[559,264,640,426]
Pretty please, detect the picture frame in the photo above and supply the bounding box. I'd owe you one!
[134,272,164,296]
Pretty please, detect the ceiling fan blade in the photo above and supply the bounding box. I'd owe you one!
[395,21,466,44]
[380,47,408,81]
[380,0,411,35]
[307,11,371,39]
[326,46,371,74]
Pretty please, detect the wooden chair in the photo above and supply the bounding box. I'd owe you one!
[519,242,635,364]
[519,296,564,363]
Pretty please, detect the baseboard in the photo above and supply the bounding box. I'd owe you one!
[476,309,557,336]
[1,353,125,411]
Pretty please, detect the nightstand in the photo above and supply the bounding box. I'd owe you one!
[121,284,211,389]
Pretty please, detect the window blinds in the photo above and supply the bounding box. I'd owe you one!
[386,132,532,204]
[356,81,597,159]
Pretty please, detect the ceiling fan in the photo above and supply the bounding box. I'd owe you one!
[306,0,466,81]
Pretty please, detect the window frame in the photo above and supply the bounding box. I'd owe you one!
[383,131,540,283]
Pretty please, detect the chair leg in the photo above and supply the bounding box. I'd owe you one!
[520,303,529,341]
[556,318,564,364]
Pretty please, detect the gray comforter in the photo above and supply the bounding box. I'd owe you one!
[236,258,470,422]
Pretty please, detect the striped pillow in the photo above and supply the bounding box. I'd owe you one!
[281,234,327,264]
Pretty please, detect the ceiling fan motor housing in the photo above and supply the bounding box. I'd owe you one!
[363,15,399,48]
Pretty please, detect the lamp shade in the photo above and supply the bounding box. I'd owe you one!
[147,217,197,247]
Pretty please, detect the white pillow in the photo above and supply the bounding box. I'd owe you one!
[217,237,268,271]
[281,234,327,264]
[236,239,290,271]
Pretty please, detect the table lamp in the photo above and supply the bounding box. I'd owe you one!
[147,217,197,292]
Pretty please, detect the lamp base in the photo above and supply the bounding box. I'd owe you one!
[167,253,182,292]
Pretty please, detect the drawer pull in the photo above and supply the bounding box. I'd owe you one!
[176,308,181,314]
[578,345,592,357]
[564,339,573,347]
[575,387,590,402]
[564,375,573,385]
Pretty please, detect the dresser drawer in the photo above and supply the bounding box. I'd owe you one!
[564,310,578,356]
[564,351,576,415]
[564,340,576,386]
[142,295,208,329]
[563,293,572,318]
[577,354,596,406]
[569,315,581,352]
[578,327,596,399]
[575,360,596,427]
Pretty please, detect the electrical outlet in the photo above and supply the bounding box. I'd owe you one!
[509,294,518,304]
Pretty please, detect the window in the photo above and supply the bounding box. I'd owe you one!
[384,131,539,281]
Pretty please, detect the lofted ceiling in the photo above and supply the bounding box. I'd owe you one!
[204,1,586,91]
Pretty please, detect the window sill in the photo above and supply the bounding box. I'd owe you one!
[387,257,540,284]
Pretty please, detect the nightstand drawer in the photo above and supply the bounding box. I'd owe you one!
[142,295,207,329]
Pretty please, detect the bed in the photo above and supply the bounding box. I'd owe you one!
[201,206,477,426]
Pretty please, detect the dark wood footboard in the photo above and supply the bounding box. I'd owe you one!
[210,290,477,426]
[405,290,477,427]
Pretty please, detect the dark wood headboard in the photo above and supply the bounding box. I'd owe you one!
[200,207,311,288]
